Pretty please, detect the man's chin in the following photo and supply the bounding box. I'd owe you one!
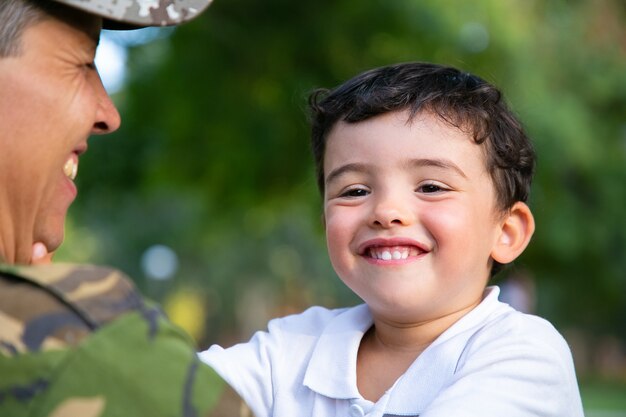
[43,237,63,255]
[35,227,65,258]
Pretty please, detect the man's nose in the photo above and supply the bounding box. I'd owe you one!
[91,71,121,134]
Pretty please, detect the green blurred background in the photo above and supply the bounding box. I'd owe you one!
[56,0,626,411]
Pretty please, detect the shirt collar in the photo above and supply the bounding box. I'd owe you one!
[303,287,507,414]
[385,287,505,413]
[303,303,372,399]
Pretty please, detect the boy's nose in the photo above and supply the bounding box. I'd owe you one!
[370,192,414,228]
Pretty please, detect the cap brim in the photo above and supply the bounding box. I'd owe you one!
[54,0,213,29]
[102,20,143,31]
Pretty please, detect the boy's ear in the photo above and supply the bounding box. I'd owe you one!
[491,202,535,264]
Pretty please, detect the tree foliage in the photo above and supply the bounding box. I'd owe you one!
[60,0,626,347]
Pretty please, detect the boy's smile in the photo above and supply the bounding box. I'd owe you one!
[323,110,506,325]
[358,238,430,263]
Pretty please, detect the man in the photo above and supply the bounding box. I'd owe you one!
[0,1,243,416]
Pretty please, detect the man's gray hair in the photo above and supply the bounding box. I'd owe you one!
[0,0,47,57]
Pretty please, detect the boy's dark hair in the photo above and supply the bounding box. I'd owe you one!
[308,62,536,213]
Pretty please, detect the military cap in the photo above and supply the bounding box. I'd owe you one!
[52,0,213,29]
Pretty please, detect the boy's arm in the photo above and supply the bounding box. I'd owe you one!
[199,325,280,417]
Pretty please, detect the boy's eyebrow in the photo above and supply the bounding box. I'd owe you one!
[407,158,468,178]
[325,163,370,186]
[325,158,468,186]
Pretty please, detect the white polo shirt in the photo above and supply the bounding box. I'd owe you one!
[199,287,584,417]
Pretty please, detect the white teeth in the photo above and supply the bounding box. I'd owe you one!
[64,157,78,180]
[369,247,412,260]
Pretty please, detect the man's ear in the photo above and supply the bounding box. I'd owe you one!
[491,202,535,264]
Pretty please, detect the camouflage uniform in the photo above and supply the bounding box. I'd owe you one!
[0,263,245,417]
[0,1,251,415]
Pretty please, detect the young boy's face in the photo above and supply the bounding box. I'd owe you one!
[323,110,506,323]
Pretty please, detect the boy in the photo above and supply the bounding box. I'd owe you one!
[199,62,584,417]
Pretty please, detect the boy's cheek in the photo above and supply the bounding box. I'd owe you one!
[419,209,464,235]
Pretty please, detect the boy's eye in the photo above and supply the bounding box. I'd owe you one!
[340,188,369,198]
[417,183,446,193]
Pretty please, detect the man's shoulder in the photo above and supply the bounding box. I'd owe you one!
[0,263,138,302]
[0,263,228,417]
[0,262,146,354]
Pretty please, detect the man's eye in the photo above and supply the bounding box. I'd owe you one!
[340,188,369,198]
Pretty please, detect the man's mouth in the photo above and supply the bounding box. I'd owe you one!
[368,245,422,260]
[63,154,78,181]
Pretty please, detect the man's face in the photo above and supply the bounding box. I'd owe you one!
[0,11,120,263]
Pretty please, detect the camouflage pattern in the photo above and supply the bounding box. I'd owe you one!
[52,0,214,28]
[0,263,245,417]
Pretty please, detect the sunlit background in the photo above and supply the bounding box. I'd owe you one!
[60,0,626,413]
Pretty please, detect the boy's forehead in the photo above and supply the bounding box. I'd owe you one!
[324,109,490,173]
